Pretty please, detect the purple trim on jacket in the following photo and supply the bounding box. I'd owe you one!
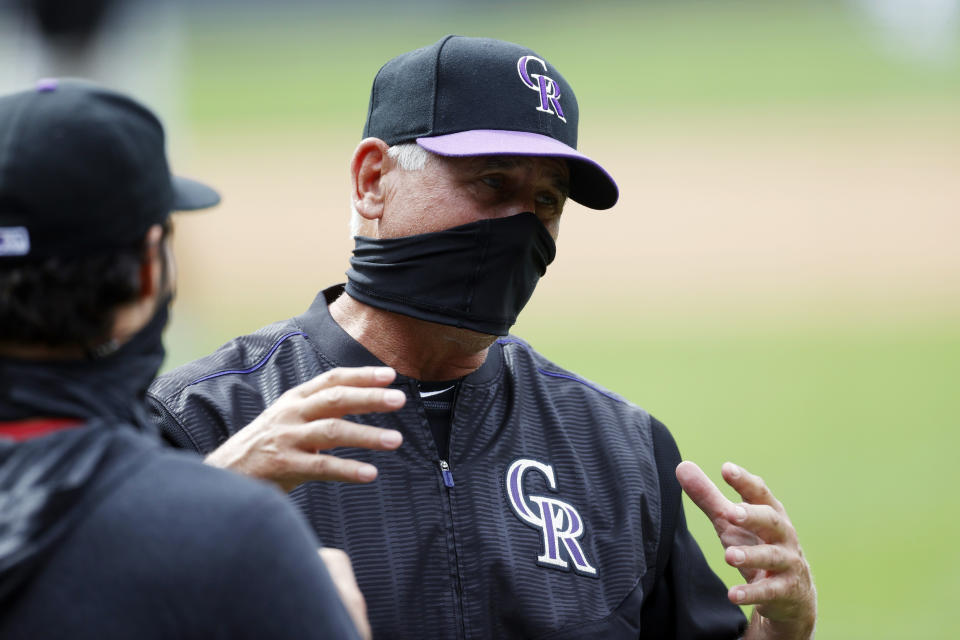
[497,337,625,404]
[188,332,307,386]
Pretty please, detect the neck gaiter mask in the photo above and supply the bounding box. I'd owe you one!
[345,212,556,336]
[0,295,170,431]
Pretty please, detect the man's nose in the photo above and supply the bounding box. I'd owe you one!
[494,191,539,219]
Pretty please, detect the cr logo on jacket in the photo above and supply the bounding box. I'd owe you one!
[506,458,597,577]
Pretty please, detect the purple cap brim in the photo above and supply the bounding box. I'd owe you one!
[416,130,618,210]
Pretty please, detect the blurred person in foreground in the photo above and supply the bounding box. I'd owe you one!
[150,37,817,639]
[0,80,370,639]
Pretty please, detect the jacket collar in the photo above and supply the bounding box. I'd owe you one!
[295,284,503,387]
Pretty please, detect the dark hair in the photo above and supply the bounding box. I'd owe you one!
[0,224,169,349]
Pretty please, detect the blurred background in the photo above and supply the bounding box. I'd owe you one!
[1,0,957,637]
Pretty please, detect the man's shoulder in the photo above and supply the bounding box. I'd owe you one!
[8,434,350,639]
[90,437,317,562]
[496,334,648,418]
[117,452,358,639]
[11,427,307,568]
[122,445,299,529]
[150,315,308,401]
[147,313,330,451]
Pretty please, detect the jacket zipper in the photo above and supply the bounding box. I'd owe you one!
[440,459,455,487]
[441,383,466,639]
[413,378,467,639]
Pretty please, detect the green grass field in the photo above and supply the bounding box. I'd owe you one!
[166,2,960,637]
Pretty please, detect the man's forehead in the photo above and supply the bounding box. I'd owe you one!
[446,154,570,178]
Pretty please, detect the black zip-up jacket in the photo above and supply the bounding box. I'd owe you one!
[149,285,747,640]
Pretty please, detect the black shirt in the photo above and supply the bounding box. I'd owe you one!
[416,378,459,459]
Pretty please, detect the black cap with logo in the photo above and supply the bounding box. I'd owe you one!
[0,79,219,261]
[363,35,618,210]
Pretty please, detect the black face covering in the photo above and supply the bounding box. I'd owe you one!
[0,298,169,432]
[345,212,556,336]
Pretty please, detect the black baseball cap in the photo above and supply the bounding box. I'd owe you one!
[0,79,219,261]
[363,35,618,210]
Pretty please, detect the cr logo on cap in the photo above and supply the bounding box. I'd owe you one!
[516,56,566,123]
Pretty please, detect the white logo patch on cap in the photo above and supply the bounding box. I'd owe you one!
[0,227,30,256]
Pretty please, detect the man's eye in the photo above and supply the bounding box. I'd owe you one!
[481,175,503,189]
[536,193,558,206]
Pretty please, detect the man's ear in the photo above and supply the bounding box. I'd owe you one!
[351,138,391,222]
[137,224,165,301]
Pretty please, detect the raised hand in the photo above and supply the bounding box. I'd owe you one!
[205,366,405,492]
[676,461,816,640]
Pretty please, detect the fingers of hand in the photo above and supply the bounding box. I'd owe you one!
[299,385,406,421]
[722,462,785,512]
[725,502,789,543]
[681,462,815,622]
[284,451,380,485]
[725,544,792,572]
[318,547,353,577]
[718,525,762,549]
[300,419,403,451]
[728,572,803,609]
[725,540,815,623]
[318,548,371,640]
[293,366,397,398]
[676,460,731,523]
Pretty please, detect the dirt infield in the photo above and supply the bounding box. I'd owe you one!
[169,110,960,335]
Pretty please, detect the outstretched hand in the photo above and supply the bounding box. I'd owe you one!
[676,461,816,640]
[205,366,405,492]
